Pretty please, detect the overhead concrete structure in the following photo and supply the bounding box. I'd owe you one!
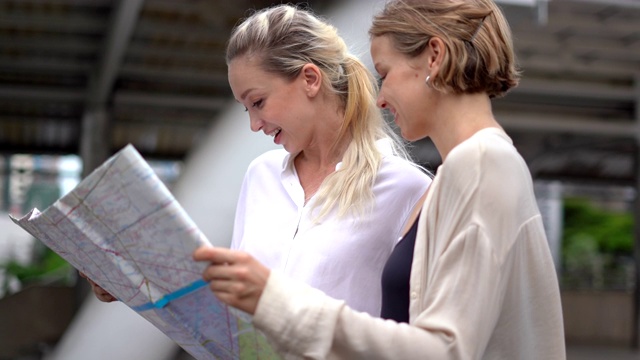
[0,0,637,184]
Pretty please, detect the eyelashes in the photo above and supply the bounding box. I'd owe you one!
[244,99,264,112]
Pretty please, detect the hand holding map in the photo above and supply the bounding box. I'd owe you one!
[10,144,279,360]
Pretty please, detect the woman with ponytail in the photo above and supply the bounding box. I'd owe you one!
[86,4,430,318]
[213,4,430,317]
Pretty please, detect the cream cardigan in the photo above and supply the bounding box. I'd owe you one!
[253,128,566,360]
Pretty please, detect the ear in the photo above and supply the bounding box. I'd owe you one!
[300,63,322,98]
[421,37,445,77]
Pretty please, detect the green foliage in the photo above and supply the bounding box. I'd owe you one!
[561,197,634,290]
[2,247,73,286]
[562,197,633,255]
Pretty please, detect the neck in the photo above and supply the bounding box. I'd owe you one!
[298,102,350,170]
[430,92,502,161]
[291,101,350,204]
[296,135,350,171]
[295,132,350,205]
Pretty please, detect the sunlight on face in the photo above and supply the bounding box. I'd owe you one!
[227,56,315,153]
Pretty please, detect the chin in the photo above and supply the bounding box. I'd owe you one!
[282,144,297,154]
[400,124,429,141]
[403,133,428,143]
[400,130,418,142]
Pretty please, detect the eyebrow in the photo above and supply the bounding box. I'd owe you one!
[239,88,255,101]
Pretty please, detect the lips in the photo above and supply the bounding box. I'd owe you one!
[266,128,282,143]
[388,108,399,124]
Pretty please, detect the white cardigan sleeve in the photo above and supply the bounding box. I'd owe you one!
[253,271,461,360]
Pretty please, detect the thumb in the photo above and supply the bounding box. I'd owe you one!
[193,245,217,261]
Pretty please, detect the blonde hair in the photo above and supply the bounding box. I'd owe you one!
[370,0,520,98]
[227,4,412,219]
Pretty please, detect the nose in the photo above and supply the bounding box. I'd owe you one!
[376,93,387,109]
[249,113,263,133]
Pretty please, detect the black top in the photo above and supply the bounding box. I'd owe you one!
[380,213,419,323]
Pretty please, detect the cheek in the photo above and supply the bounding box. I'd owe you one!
[398,97,424,128]
[261,105,283,123]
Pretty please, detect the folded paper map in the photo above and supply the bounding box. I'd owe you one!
[10,144,279,360]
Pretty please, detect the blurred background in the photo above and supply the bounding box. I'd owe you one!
[0,0,638,359]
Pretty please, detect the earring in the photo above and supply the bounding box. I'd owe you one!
[425,75,431,86]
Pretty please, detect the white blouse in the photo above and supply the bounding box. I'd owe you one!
[231,147,431,316]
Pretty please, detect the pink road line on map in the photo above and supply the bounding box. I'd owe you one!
[54,201,84,225]
[121,277,148,303]
[128,258,202,276]
[129,257,201,272]
[99,247,121,257]
[118,260,199,295]
[108,199,177,238]
[102,279,138,290]
[99,279,140,294]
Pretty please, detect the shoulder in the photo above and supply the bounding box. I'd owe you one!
[440,128,536,215]
[246,149,289,173]
[378,154,432,190]
[375,138,431,183]
[444,128,526,183]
